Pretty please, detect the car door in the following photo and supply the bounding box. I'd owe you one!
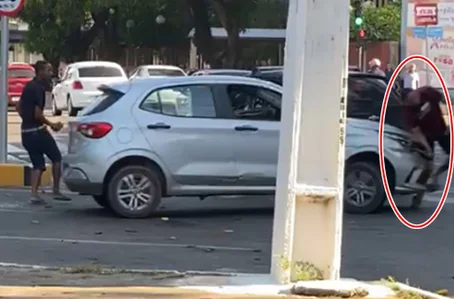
[222,83,281,188]
[132,83,238,187]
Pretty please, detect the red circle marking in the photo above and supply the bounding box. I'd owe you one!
[0,0,25,17]
[378,54,454,229]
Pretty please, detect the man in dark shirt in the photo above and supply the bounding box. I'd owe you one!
[403,86,449,194]
[17,60,70,204]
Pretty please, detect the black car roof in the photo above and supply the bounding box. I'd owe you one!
[251,69,386,80]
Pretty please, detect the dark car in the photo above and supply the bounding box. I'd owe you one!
[250,69,404,129]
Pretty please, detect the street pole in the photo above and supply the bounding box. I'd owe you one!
[424,25,429,85]
[358,46,363,71]
[0,16,8,163]
[270,0,349,283]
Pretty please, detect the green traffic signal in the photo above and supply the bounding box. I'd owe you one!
[355,17,363,26]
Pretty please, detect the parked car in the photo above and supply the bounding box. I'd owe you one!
[129,65,186,80]
[7,62,35,106]
[63,76,426,218]
[191,69,251,76]
[249,69,405,129]
[51,61,128,116]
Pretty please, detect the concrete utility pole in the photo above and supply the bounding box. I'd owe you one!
[270,0,350,283]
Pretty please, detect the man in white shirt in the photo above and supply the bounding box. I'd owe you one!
[402,64,419,101]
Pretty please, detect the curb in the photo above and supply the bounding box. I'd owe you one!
[0,262,238,278]
[395,282,450,299]
[0,164,52,188]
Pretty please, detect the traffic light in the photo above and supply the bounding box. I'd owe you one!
[354,0,363,28]
[358,29,366,39]
[353,0,366,44]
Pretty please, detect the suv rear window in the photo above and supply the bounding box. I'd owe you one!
[9,69,34,78]
[78,67,123,77]
[79,89,124,116]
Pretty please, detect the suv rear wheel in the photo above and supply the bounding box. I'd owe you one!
[344,161,385,214]
[107,165,162,218]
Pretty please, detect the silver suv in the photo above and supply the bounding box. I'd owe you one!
[63,76,425,218]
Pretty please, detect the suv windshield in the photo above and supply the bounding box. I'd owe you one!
[78,66,123,78]
[9,69,34,78]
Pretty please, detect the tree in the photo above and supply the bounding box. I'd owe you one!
[350,2,401,41]
[20,0,190,64]
[187,0,259,68]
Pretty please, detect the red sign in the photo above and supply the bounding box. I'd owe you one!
[0,0,25,17]
[414,4,438,26]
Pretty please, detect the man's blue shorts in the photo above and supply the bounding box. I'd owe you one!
[21,128,62,171]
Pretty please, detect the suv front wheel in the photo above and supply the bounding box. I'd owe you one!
[344,161,385,214]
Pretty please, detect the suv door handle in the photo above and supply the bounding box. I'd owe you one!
[234,125,258,131]
[147,123,171,129]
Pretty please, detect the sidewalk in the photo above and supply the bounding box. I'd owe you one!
[0,265,436,299]
[0,286,298,299]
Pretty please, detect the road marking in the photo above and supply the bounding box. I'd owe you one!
[0,208,33,213]
[0,235,258,252]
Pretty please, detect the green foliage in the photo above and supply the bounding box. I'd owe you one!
[19,0,289,63]
[19,0,189,61]
[247,0,287,28]
[19,0,86,61]
[350,2,401,41]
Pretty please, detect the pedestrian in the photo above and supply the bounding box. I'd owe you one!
[16,60,71,204]
[402,86,449,197]
[401,64,420,102]
[368,58,386,77]
[385,63,394,81]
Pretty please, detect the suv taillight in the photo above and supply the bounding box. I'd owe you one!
[77,122,112,139]
[72,81,83,89]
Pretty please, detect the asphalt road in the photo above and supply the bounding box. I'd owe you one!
[0,189,452,292]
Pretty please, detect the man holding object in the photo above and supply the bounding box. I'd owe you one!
[16,60,71,204]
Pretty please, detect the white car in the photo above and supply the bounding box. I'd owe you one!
[51,61,128,116]
[63,76,427,218]
[129,65,186,81]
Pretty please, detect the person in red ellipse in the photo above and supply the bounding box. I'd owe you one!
[403,86,450,193]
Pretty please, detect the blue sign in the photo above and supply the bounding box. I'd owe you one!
[428,27,443,38]
[411,26,444,39]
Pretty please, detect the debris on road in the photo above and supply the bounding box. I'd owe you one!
[169,236,177,240]
[125,229,137,233]
[161,217,169,221]
[224,229,234,233]
[31,220,39,224]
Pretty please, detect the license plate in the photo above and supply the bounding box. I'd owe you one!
[11,97,19,102]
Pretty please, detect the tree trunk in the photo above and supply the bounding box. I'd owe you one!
[210,0,241,68]
[186,0,221,68]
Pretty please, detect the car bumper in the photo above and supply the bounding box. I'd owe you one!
[62,163,103,195]
[390,149,428,195]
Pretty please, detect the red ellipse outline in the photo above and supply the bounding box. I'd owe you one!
[0,0,25,17]
[379,54,454,230]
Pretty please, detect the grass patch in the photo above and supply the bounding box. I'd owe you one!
[381,276,430,299]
